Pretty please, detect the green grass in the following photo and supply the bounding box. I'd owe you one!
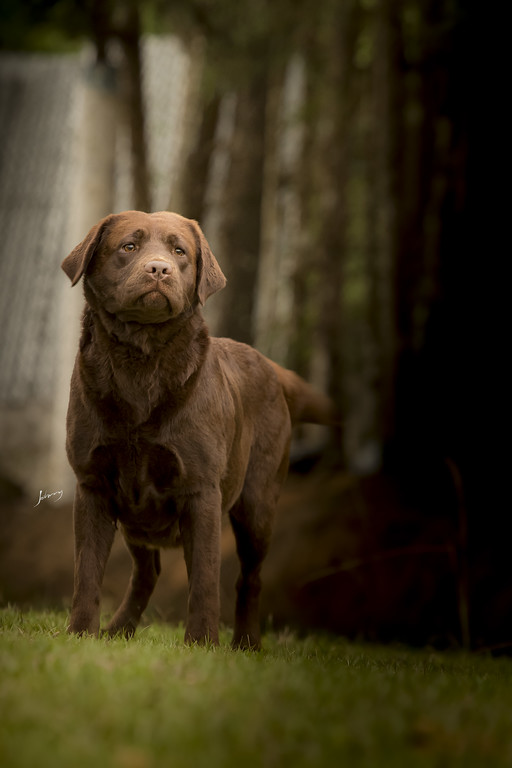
[1,608,511,768]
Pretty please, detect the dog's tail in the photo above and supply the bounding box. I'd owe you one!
[269,361,335,426]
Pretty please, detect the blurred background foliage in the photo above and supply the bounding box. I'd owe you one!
[0,0,495,651]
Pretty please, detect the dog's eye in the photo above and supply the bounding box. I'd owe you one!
[122,243,136,253]
[175,247,185,256]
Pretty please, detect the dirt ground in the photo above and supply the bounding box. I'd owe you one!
[1,466,472,646]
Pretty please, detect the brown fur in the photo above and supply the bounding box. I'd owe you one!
[62,210,333,648]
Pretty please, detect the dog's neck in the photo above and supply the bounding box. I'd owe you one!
[79,303,210,425]
[82,295,207,344]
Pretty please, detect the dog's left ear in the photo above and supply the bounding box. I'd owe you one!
[194,223,227,305]
[62,214,114,286]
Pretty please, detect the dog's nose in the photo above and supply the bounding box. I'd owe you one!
[144,260,172,279]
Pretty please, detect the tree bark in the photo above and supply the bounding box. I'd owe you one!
[118,4,151,212]
[314,0,359,464]
[215,76,267,345]
[168,37,214,221]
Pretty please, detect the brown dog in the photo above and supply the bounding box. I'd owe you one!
[62,210,332,648]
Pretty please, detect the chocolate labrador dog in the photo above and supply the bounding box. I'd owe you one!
[62,210,332,648]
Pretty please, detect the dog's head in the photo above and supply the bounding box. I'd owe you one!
[62,211,226,324]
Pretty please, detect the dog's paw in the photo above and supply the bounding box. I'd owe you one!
[103,619,137,639]
[231,632,261,651]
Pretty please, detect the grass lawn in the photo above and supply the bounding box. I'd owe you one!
[0,607,511,767]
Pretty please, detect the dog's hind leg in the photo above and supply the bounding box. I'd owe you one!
[104,543,161,638]
[229,430,291,651]
[229,509,271,651]
[229,471,287,650]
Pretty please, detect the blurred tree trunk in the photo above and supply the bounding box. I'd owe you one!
[168,37,214,221]
[81,1,118,219]
[173,90,221,221]
[359,0,402,471]
[288,14,327,386]
[314,0,359,464]
[118,4,151,212]
[255,57,308,367]
[215,76,267,344]
[254,65,287,361]
[384,0,467,470]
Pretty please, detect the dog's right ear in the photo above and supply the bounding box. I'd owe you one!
[61,215,113,286]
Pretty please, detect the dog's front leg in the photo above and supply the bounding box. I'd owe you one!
[180,489,222,645]
[68,484,116,636]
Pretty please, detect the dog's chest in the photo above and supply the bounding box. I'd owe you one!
[91,439,186,530]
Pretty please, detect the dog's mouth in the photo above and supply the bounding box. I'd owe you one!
[114,288,175,324]
[140,287,169,306]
